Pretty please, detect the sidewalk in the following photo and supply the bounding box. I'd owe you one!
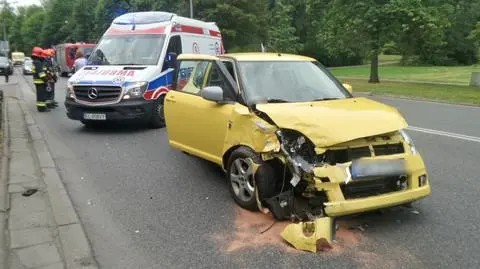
[0,74,98,269]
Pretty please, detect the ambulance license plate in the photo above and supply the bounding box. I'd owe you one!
[83,113,106,120]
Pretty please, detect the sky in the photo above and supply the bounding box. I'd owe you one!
[12,0,42,8]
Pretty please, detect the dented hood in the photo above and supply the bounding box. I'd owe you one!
[256,97,408,147]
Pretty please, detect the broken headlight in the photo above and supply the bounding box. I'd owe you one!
[276,129,317,172]
[399,129,417,155]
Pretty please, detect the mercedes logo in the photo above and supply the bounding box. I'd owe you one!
[88,88,99,100]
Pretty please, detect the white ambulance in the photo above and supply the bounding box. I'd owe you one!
[65,11,224,128]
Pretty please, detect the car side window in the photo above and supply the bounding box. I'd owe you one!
[205,63,235,101]
[176,60,209,95]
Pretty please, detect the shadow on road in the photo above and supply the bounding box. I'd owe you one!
[77,121,158,135]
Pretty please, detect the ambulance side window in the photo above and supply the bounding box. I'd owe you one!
[162,36,182,71]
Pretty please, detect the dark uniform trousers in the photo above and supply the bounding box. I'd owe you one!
[32,59,48,111]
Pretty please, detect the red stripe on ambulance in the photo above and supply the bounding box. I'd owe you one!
[105,26,166,36]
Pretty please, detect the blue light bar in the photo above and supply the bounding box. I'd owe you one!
[113,12,175,25]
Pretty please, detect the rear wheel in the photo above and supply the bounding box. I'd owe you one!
[149,97,165,129]
[227,147,276,211]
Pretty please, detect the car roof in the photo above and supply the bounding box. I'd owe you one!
[224,53,316,62]
[178,53,316,62]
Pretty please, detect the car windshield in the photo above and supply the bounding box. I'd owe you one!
[87,34,165,66]
[0,57,8,64]
[237,61,350,104]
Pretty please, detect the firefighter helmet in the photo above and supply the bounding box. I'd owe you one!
[32,47,44,58]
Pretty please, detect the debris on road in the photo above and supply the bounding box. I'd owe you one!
[281,217,334,253]
[410,210,420,215]
[215,208,363,254]
[21,188,38,197]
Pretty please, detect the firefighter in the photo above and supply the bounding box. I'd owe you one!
[43,49,58,108]
[31,47,49,112]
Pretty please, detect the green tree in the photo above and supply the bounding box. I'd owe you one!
[71,0,98,42]
[21,9,47,51]
[0,0,15,41]
[41,0,75,46]
[204,0,269,52]
[267,1,302,53]
[93,0,134,39]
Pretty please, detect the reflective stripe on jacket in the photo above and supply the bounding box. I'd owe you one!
[32,59,46,84]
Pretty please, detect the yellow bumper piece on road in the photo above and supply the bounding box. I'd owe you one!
[324,184,431,216]
[281,217,334,253]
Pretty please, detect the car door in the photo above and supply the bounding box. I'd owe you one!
[164,57,238,165]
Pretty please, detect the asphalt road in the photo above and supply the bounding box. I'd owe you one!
[13,71,480,269]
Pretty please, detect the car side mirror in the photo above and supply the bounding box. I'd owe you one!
[201,86,224,103]
[343,83,353,94]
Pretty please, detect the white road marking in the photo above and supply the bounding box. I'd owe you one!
[407,126,480,143]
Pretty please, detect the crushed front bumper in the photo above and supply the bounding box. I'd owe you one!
[324,185,430,216]
[312,154,431,217]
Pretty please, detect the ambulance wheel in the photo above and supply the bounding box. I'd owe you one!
[150,97,165,129]
[81,120,103,129]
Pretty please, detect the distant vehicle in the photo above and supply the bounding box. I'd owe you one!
[24,56,31,62]
[0,41,9,57]
[65,11,224,128]
[0,56,13,75]
[12,52,25,65]
[23,58,33,75]
[55,43,96,77]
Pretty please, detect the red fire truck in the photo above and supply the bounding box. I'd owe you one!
[55,43,96,77]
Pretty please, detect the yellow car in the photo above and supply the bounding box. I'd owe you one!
[164,53,431,221]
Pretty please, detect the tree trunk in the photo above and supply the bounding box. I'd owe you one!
[369,51,380,83]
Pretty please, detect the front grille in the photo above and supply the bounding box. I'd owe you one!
[324,147,371,165]
[74,86,121,102]
[373,143,404,156]
[341,176,407,199]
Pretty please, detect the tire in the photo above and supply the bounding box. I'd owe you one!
[227,147,276,211]
[149,97,165,129]
[81,120,104,129]
[60,72,68,77]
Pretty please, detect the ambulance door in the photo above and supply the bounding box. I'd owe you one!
[162,35,182,72]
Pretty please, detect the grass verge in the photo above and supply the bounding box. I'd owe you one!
[339,78,480,105]
[331,64,480,85]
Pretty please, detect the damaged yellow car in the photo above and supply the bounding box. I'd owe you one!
[164,53,431,222]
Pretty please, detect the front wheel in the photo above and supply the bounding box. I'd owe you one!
[149,97,165,129]
[227,147,276,211]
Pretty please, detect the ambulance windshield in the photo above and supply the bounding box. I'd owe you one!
[88,34,165,66]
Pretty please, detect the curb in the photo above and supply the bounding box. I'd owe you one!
[17,100,99,269]
[0,92,10,269]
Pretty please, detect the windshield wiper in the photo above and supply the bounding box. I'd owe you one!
[311,97,340,102]
[265,98,289,103]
